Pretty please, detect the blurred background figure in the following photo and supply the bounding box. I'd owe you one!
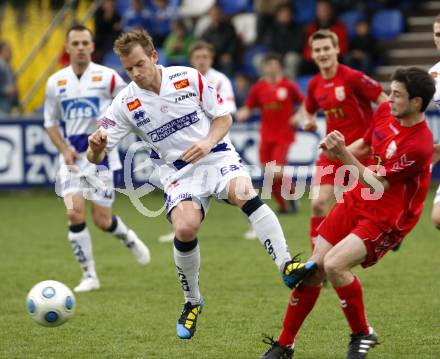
[147,0,179,47]
[0,40,18,115]
[201,4,242,77]
[300,0,348,75]
[261,2,304,79]
[122,0,151,32]
[233,73,251,108]
[163,18,193,66]
[94,0,122,64]
[345,19,378,75]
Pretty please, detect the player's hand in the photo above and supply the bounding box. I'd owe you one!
[88,129,108,153]
[181,139,214,164]
[303,117,317,132]
[320,130,346,159]
[62,148,80,166]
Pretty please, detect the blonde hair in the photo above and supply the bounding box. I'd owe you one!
[113,29,155,57]
[308,29,339,48]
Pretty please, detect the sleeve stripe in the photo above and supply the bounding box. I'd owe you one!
[198,71,203,102]
[110,73,116,95]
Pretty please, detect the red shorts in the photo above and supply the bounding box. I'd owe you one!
[259,140,292,165]
[313,154,352,186]
[317,195,404,268]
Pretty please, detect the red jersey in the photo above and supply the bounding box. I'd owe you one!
[305,64,383,146]
[245,77,304,142]
[350,102,433,234]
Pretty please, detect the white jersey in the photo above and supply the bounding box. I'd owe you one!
[429,61,440,111]
[204,68,236,114]
[101,65,234,177]
[44,62,126,170]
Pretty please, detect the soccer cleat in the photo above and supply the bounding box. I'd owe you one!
[345,328,379,359]
[158,231,175,243]
[282,255,317,289]
[73,276,100,293]
[243,228,257,240]
[125,230,151,265]
[259,335,294,359]
[176,299,204,339]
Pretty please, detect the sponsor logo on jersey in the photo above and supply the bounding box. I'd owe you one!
[59,88,66,94]
[173,79,189,90]
[57,79,67,86]
[127,98,141,111]
[335,86,346,101]
[169,71,187,80]
[431,71,438,78]
[92,76,102,82]
[148,111,199,142]
[174,92,196,103]
[100,117,116,129]
[61,97,100,120]
[132,109,151,127]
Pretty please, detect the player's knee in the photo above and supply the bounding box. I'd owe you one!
[93,213,112,231]
[323,255,343,278]
[305,266,326,286]
[67,208,85,224]
[174,222,200,241]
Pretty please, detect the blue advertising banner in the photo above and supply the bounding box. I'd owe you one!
[1,113,440,189]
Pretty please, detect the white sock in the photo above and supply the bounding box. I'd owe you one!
[173,243,201,305]
[68,226,97,278]
[109,216,131,245]
[248,204,291,272]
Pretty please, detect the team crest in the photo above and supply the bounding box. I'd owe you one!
[385,140,397,159]
[277,87,288,101]
[127,98,141,111]
[335,86,346,101]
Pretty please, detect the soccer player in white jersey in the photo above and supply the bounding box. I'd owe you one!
[430,14,440,229]
[44,25,151,293]
[158,40,257,241]
[87,29,317,340]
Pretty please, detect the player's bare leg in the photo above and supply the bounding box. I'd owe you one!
[309,184,334,250]
[226,176,317,289]
[171,201,204,339]
[92,203,150,265]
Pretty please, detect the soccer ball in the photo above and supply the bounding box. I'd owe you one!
[26,280,75,327]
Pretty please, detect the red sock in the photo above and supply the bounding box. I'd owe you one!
[309,217,324,251]
[278,285,322,347]
[334,277,369,335]
[273,179,287,210]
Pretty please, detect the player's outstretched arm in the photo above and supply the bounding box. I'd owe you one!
[87,129,107,164]
[235,106,252,122]
[182,113,233,163]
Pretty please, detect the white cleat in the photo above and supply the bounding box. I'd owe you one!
[158,231,175,243]
[243,228,257,240]
[74,277,100,293]
[126,229,151,265]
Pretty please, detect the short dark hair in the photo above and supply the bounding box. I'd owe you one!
[309,29,339,48]
[66,24,94,40]
[435,13,440,25]
[391,67,436,112]
[263,52,284,66]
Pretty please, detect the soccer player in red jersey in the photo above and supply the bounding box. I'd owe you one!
[259,66,435,359]
[236,53,304,213]
[302,30,388,250]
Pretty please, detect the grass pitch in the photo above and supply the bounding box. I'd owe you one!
[0,188,439,359]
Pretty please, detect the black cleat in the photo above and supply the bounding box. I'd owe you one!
[259,335,294,359]
[345,329,379,359]
[176,299,204,339]
[282,254,318,289]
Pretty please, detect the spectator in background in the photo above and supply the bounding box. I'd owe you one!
[148,0,179,47]
[0,41,18,115]
[300,0,348,75]
[345,19,378,76]
[233,73,251,108]
[201,4,242,77]
[163,18,193,66]
[122,0,150,32]
[94,0,122,64]
[263,3,304,79]
[254,0,285,45]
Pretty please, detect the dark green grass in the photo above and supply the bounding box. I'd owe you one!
[0,188,439,358]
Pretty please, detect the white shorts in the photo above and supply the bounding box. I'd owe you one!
[434,184,440,204]
[163,150,251,220]
[55,155,115,208]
